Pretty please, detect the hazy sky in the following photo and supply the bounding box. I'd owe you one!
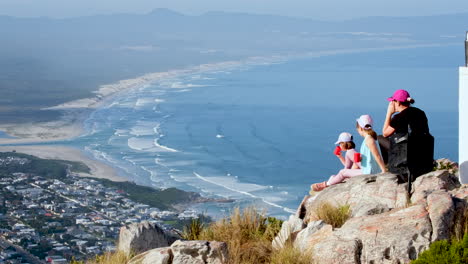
[1,0,468,20]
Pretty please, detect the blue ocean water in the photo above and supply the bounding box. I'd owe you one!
[68,46,459,219]
[0,131,15,138]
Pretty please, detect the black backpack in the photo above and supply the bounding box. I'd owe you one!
[388,127,434,184]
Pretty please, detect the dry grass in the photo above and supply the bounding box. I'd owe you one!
[194,207,312,264]
[270,242,314,264]
[182,217,205,240]
[70,251,132,264]
[88,207,312,264]
[196,207,275,264]
[313,202,351,228]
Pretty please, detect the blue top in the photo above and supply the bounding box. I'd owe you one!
[359,135,381,174]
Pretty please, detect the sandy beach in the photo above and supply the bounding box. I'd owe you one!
[0,44,449,183]
[0,145,127,182]
[0,58,272,145]
[0,44,442,145]
[0,58,274,184]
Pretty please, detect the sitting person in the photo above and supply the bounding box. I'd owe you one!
[311,132,361,192]
[312,115,387,192]
[381,89,433,181]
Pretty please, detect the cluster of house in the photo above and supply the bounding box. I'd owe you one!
[0,169,199,263]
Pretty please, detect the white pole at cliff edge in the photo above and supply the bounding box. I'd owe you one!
[459,31,468,184]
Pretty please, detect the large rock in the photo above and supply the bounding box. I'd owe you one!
[128,240,228,264]
[272,214,306,250]
[411,170,460,204]
[118,221,178,256]
[128,247,172,264]
[426,191,455,242]
[293,220,327,251]
[171,240,228,264]
[311,204,432,263]
[305,173,408,221]
[272,169,463,264]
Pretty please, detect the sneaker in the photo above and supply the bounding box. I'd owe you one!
[311,181,327,192]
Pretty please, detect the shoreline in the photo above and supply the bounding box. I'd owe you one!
[0,42,452,145]
[0,57,283,145]
[0,42,457,185]
[0,145,127,182]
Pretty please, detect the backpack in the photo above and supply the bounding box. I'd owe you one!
[388,126,434,184]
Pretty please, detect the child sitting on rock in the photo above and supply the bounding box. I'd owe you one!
[311,132,361,192]
[311,115,387,192]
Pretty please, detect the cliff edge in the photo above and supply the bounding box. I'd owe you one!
[273,169,465,263]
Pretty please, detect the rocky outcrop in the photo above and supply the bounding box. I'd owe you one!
[304,173,408,221]
[128,240,229,264]
[274,170,462,263]
[118,221,178,256]
[272,214,306,250]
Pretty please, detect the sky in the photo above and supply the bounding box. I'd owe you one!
[1,0,468,20]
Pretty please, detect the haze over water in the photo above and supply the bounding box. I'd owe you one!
[67,46,458,219]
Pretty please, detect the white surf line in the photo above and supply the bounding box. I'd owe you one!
[193,172,295,214]
[154,139,179,152]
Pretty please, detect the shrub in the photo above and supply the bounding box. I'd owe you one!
[70,251,132,264]
[89,207,308,264]
[182,217,205,240]
[270,242,313,264]
[193,207,286,264]
[433,159,458,174]
[313,202,351,228]
[411,234,468,264]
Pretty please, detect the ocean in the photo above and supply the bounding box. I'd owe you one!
[67,45,459,219]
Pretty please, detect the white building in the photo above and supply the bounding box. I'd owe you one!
[460,31,468,184]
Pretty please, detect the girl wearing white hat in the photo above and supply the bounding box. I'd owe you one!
[311,132,361,192]
[311,115,387,192]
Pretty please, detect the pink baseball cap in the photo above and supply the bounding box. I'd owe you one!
[387,89,410,102]
[335,132,353,144]
[356,115,373,130]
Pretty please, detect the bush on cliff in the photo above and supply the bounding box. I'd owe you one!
[313,202,351,228]
[71,251,132,264]
[411,234,468,264]
[182,207,312,264]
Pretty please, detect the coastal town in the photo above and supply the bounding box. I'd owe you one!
[0,153,201,263]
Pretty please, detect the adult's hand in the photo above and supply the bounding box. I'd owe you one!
[386,101,396,115]
[382,101,396,137]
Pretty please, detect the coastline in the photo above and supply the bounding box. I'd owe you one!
[0,43,457,186]
[0,57,281,145]
[0,43,454,145]
[0,145,127,182]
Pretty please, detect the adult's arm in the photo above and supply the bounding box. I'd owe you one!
[366,136,387,173]
[383,101,396,137]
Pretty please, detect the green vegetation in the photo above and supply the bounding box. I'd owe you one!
[412,207,468,262]
[0,151,198,210]
[433,159,458,174]
[0,152,90,179]
[182,217,206,240]
[313,202,351,228]
[92,207,313,264]
[92,178,201,210]
[180,207,310,264]
[411,234,468,264]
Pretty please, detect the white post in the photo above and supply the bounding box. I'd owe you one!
[460,31,468,184]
